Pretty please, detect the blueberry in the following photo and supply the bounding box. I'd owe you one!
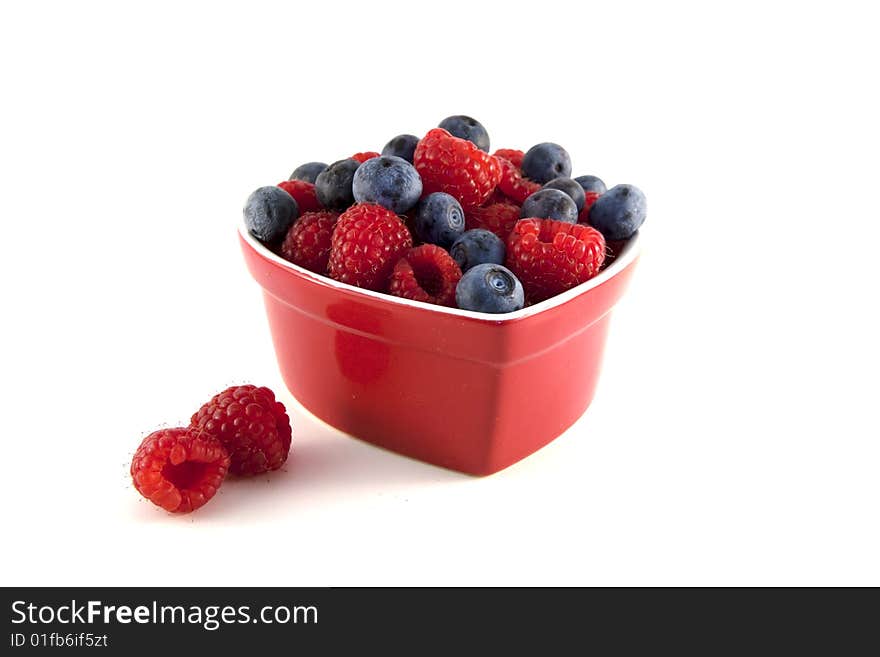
[413,192,465,248]
[589,184,647,241]
[520,188,578,223]
[289,162,328,184]
[381,134,419,163]
[521,143,571,184]
[438,115,490,151]
[450,229,505,272]
[352,155,423,213]
[542,177,586,212]
[243,186,299,243]
[573,175,607,194]
[456,264,524,313]
[315,158,360,209]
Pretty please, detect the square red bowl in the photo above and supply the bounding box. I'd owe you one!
[240,226,640,476]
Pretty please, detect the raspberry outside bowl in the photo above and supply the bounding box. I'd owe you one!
[239,226,640,476]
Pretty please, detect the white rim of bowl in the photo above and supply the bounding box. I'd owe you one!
[240,224,641,322]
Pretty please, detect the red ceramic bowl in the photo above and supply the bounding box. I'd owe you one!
[240,226,640,475]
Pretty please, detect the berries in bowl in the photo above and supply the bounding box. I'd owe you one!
[239,116,645,475]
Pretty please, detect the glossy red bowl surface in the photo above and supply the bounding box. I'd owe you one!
[240,226,640,475]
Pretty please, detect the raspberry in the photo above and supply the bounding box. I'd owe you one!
[493,148,524,169]
[413,128,502,209]
[351,151,380,163]
[465,202,521,240]
[280,210,338,273]
[388,244,462,306]
[190,385,292,477]
[131,428,230,513]
[496,156,541,204]
[484,187,511,206]
[506,218,606,302]
[278,179,322,214]
[577,191,602,223]
[328,203,413,290]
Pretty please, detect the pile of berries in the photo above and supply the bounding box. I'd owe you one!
[131,385,292,514]
[244,116,647,312]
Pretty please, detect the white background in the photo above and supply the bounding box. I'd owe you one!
[1,1,878,586]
